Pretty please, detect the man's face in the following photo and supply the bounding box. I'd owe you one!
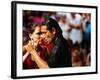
[40,25,55,44]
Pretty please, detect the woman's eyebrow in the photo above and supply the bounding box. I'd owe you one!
[36,32,42,35]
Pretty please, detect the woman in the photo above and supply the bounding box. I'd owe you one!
[23,24,48,69]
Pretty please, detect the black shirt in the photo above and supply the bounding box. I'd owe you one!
[47,36,72,68]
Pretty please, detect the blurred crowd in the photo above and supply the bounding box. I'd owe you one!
[23,10,91,67]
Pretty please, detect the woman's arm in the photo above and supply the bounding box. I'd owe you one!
[23,51,30,62]
[30,51,49,69]
[23,44,29,62]
[27,40,49,68]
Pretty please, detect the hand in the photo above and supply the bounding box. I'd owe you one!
[27,40,40,54]
[27,41,34,53]
[33,40,40,51]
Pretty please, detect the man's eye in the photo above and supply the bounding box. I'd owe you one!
[41,32,46,34]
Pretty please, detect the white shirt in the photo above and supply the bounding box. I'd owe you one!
[66,13,82,44]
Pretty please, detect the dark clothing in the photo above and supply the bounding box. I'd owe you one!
[82,32,91,48]
[47,36,72,68]
[81,21,91,50]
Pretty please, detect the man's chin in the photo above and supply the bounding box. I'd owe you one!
[46,40,52,44]
[43,40,49,44]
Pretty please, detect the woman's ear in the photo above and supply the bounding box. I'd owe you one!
[52,27,56,35]
[29,33,32,39]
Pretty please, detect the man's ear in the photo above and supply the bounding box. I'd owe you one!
[52,27,56,35]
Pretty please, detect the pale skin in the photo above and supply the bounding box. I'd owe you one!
[23,26,41,62]
[26,40,49,69]
[23,26,50,68]
[40,25,56,45]
[31,25,56,68]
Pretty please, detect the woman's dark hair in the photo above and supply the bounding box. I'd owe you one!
[45,18,62,37]
[28,23,40,34]
[23,31,30,45]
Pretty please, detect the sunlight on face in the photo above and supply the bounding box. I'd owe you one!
[30,26,41,42]
[40,25,54,44]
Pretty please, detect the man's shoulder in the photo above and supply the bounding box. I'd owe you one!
[54,37,68,50]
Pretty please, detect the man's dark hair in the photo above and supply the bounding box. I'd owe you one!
[45,18,62,37]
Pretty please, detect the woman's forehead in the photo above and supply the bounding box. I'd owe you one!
[34,26,41,31]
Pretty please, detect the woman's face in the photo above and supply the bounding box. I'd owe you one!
[30,26,41,42]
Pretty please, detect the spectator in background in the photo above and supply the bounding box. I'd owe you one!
[66,13,82,45]
[57,13,70,40]
[49,12,57,20]
[71,43,84,66]
[81,13,91,51]
[81,13,91,66]
[86,52,91,66]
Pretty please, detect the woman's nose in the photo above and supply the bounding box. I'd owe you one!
[40,34,44,38]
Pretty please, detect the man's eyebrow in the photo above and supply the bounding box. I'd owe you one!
[41,32,46,33]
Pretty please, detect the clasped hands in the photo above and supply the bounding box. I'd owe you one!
[27,40,40,56]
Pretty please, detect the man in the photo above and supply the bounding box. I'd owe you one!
[40,18,72,68]
[29,18,72,68]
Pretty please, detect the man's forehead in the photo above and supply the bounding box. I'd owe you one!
[41,25,47,31]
